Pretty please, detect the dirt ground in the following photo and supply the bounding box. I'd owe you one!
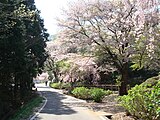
[87,94,135,120]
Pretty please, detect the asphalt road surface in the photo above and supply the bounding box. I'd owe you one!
[31,83,105,120]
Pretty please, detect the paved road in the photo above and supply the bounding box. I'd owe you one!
[31,83,105,120]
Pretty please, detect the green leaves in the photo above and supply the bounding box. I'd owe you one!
[0,0,48,115]
[118,76,160,120]
[90,88,111,102]
[72,87,91,100]
[72,87,112,102]
[130,63,142,70]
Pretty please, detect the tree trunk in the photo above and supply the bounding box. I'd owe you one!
[20,74,27,99]
[119,63,129,96]
[53,71,59,82]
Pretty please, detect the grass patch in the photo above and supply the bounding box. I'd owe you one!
[9,95,44,120]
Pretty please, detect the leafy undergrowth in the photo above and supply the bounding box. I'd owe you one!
[50,82,71,90]
[71,87,91,100]
[118,75,160,120]
[9,95,44,120]
[72,87,113,102]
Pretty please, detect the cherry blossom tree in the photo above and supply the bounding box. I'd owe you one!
[57,0,159,95]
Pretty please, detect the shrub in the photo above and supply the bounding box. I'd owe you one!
[50,82,71,90]
[105,89,113,95]
[71,87,113,102]
[61,83,71,90]
[71,87,90,99]
[141,75,160,87]
[50,82,61,89]
[90,88,107,102]
[118,76,160,120]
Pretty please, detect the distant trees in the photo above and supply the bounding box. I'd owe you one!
[44,57,60,82]
[0,0,48,115]
[57,0,160,95]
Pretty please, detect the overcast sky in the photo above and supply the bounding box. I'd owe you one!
[35,0,75,35]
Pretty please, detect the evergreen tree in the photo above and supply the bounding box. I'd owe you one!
[0,0,48,116]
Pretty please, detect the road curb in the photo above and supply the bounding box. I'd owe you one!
[30,94,47,120]
[100,115,110,120]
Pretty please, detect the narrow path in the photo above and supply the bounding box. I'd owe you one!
[31,83,105,120]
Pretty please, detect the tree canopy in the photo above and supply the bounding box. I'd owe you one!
[0,0,48,117]
[57,0,160,95]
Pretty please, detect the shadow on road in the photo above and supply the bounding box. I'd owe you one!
[39,91,77,115]
[33,84,101,120]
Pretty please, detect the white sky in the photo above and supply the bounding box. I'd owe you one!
[34,0,160,35]
[34,0,75,35]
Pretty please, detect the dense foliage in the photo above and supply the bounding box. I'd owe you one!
[57,0,160,95]
[71,87,91,100]
[0,0,48,118]
[90,88,110,102]
[118,76,160,120]
[50,82,71,90]
[72,87,112,102]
